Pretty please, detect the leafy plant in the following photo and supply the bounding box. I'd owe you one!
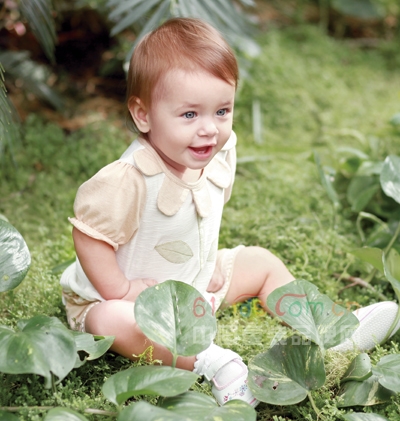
[0,218,31,292]
[338,353,400,408]
[247,280,358,413]
[0,221,114,403]
[99,280,257,420]
[316,137,400,257]
[0,65,20,160]
[106,0,259,65]
[247,279,400,419]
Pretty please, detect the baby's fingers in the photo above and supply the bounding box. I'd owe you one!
[141,278,158,287]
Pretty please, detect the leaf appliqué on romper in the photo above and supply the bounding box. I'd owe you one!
[155,241,194,264]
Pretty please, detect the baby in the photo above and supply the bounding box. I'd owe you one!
[61,17,399,407]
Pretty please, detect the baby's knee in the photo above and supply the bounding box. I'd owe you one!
[242,245,283,265]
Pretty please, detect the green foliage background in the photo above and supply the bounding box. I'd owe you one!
[1,21,400,421]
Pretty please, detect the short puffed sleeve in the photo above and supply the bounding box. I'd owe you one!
[69,161,146,250]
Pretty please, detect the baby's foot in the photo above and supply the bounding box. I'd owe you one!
[194,343,258,407]
[331,301,400,352]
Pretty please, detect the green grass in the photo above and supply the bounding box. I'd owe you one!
[1,24,400,420]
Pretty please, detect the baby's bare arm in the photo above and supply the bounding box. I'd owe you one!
[72,227,157,301]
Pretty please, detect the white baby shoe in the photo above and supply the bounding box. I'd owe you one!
[194,343,258,407]
[331,301,400,352]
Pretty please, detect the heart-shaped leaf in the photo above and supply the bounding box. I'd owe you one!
[102,365,198,405]
[118,401,189,421]
[341,353,372,383]
[0,410,19,421]
[159,392,257,420]
[0,219,31,292]
[337,375,395,407]
[135,280,216,360]
[118,392,256,421]
[0,315,76,387]
[372,354,400,393]
[248,335,325,405]
[343,413,390,421]
[267,280,359,349]
[72,331,114,368]
[380,155,400,204]
[350,247,383,273]
[43,407,89,421]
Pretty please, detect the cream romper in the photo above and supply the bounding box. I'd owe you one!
[60,132,243,332]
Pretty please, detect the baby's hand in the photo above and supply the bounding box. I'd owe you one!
[207,269,225,293]
[122,278,158,302]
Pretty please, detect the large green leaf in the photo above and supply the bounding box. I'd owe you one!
[159,391,257,420]
[341,353,372,384]
[0,316,76,388]
[0,410,19,421]
[118,392,256,421]
[343,414,390,421]
[337,375,395,407]
[372,354,400,393]
[380,155,400,204]
[118,401,189,421]
[44,407,89,421]
[134,280,216,359]
[0,219,31,292]
[102,365,198,405]
[72,331,114,368]
[248,336,325,405]
[266,280,359,349]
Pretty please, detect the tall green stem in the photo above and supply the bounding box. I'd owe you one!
[384,221,400,256]
[307,392,326,420]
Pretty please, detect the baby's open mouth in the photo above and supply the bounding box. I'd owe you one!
[190,146,211,154]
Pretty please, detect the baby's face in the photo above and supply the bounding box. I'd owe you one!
[144,69,236,177]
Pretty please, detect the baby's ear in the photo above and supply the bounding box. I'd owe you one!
[128,97,150,133]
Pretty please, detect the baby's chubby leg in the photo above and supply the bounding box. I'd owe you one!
[84,299,196,370]
[223,245,295,310]
[85,298,257,406]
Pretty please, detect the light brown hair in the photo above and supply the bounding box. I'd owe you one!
[126,17,239,132]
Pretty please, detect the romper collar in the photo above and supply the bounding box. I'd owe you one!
[133,134,235,217]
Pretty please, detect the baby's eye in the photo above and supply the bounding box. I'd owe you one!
[216,108,227,116]
[183,111,196,119]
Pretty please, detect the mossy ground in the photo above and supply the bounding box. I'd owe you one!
[1,24,400,420]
